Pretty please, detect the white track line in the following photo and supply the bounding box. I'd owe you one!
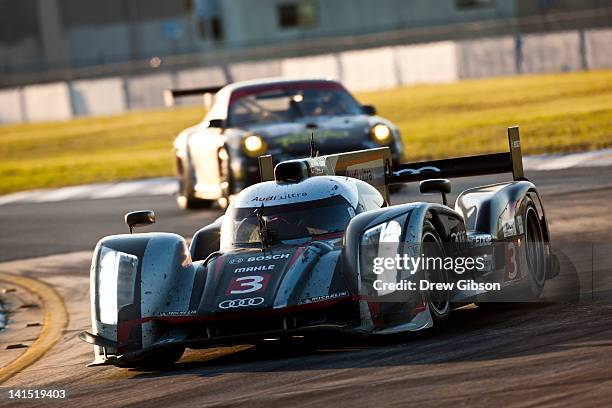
[1,150,611,206]
[31,184,109,203]
[523,148,612,171]
[0,178,176,206]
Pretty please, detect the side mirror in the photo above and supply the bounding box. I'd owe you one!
[362,105,376,115]
[419,179,451,206]
[208,119,225,128]
[125,210,156,233]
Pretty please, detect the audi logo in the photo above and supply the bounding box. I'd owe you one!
[218,297,265,309]
[229,257,244,264]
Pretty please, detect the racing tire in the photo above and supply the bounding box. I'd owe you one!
[116,346,185,370]
[422,221,451,327]
[524,198,547,300]
[177,157,214,210]
[217,147,232,211]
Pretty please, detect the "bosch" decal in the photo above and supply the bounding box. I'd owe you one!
[247,253,290,262]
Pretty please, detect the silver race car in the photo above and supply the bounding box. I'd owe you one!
[81,126,558,368]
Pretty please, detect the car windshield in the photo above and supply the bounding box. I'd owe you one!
[221,195,354,246]
[228,84,363,126]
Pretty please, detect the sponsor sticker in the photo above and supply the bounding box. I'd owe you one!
[232,253,292,273]
[158,310,197,317]
[469,234,492,247]
[516,216,524,235]
[502,219,516,238]
[233,264,276,273]
[250,193,308,202]
[346,159,385,185]
[299,291,349,304]
[247,253,291,262]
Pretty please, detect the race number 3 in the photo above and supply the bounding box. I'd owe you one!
[505,241,521,281]
[227,275,270,294]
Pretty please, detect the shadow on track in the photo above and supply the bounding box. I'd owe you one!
[125,246,604,380]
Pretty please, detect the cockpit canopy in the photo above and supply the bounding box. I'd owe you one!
[220,176,384,248]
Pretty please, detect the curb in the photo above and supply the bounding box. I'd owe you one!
[0,273,68,384]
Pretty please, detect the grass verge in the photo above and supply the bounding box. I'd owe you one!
[1,70,611,195]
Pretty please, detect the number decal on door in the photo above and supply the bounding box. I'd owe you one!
[505,241,521,281]
[227,275,270,294]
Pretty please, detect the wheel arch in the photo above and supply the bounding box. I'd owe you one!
[341,202,465,295]
[455,180,548,241]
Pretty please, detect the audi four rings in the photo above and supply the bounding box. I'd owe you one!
[218,297,265,309]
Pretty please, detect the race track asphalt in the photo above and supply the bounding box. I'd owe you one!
[0,165,611,407]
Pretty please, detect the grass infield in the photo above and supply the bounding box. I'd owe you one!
[1,70,611,195]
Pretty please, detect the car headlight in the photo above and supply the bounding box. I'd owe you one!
[370,124,393,145]
[360,220,403,295]
[360,221,402,271]
[97,246,138,325]
[242,135,267,158]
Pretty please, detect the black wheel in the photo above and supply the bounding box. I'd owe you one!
[524,198,547,299]
[422,221,451,327]
[117,346,185,370]
[217,147,232,211]
[177,157,214,210]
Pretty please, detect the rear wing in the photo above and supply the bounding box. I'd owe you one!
[163,85,225,108]
[389,126,524,184]
[259,126,526,204]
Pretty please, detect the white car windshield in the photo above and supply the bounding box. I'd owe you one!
[228,84,362,127]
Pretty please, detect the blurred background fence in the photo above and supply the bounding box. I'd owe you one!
[0,0,611,124]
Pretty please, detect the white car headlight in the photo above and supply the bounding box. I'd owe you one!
[242,134,267,157]
[360,220,404,296]
[370,124,393,145]
[361,221,402,270]
[361,220,402,246]
[97,247,138,325]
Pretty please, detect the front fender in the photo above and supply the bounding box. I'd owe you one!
[342,202,465,295]
[90,233,196,357]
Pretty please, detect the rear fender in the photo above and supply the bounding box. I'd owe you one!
[455,181,549,241]
[456,181,556,285]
